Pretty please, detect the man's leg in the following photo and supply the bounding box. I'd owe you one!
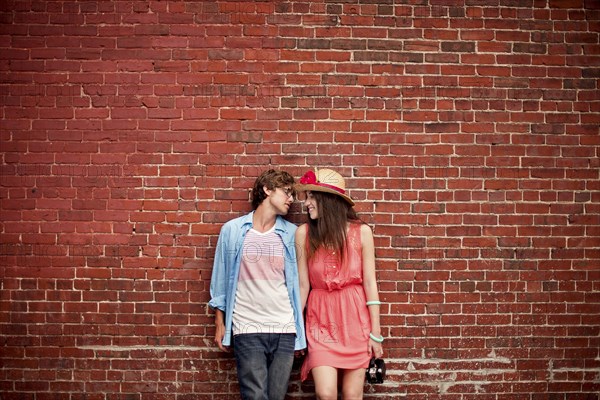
[233,334,269,400]
[267,333,295,400]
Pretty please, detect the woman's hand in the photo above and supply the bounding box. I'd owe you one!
[369,337,383,358]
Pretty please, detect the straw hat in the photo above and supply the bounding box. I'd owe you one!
[295,168,354,206]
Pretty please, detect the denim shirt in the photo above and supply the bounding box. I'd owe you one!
[208,211,307,350]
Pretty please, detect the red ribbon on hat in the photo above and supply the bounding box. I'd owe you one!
[299,170,346,194]
[299,170,317,184]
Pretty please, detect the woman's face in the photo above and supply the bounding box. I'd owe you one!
[302,191,319,219]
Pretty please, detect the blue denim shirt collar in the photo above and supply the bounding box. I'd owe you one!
[239,211,294,235]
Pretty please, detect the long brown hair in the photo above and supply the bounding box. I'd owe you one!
[306,191,362,264]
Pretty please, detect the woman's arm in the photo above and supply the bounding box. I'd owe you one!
[295,224,310,311]
[361,224,383,356]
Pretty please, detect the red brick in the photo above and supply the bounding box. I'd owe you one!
[1,2,598,398]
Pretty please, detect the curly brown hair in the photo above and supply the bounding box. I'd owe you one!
[251,169,295,210]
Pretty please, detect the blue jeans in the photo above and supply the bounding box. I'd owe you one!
[233,333,296,400]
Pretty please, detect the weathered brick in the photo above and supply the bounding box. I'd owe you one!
[1,1,598,399]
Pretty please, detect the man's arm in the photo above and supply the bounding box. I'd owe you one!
[209,224,231,352]
[214,308,230,352]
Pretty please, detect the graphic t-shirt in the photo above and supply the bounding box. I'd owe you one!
[232,226,296,335]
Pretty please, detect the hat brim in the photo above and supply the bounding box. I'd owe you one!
[294,183,355,206]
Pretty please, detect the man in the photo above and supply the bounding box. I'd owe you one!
[208,169,307,400]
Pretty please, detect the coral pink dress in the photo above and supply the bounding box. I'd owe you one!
[301,223,371,381]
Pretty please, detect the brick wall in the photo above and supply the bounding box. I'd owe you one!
[1,0,599,398]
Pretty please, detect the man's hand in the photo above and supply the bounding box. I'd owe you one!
[214,309,230,352]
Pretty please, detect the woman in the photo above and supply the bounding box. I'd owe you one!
[295,168,383,399]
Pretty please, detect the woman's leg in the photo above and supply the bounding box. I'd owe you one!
[312,366,339,400]
[341,368,365,400]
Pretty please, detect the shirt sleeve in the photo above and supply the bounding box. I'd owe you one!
[208,224,229,312]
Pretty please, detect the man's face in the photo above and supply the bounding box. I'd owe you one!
[270,185,295,215]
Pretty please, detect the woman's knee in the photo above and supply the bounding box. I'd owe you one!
[341,387,363,400]
[315,386,337,400]
[313,366,339,400]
